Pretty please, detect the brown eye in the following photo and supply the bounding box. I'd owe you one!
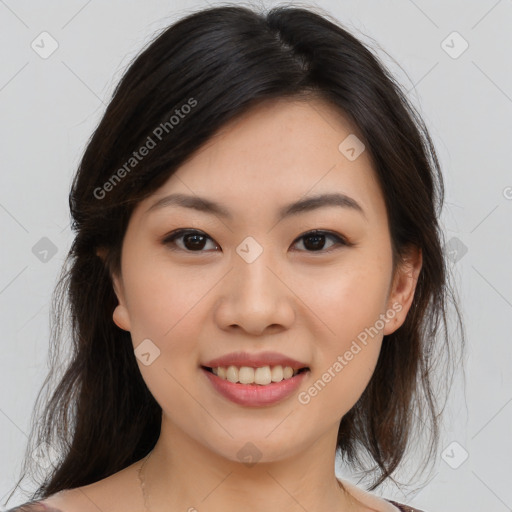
[291,230,348,252]
[163,229,219,252]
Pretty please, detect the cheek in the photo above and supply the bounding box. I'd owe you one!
[296,256,390,416]
[298,280,385,423]
[122,255,211,343]
[303,255,391,342]
[121,259,208,411]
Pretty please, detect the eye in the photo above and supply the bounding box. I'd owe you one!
[162,229,219,252]
[291,230,348,253]
[162,228,349,253]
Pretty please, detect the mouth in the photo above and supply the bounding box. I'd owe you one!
[200,364,311,407]
[201,365,310,386]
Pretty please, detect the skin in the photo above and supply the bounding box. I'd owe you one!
[40,97,421,512]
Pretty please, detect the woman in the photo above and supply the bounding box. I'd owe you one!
[6,4,463,512]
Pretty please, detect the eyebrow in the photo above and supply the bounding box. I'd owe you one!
[145,192,366,221]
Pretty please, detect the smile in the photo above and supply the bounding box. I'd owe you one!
[203,364,309,385]
[201,366,310,407]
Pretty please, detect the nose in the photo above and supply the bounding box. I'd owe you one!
[213,247,296,336]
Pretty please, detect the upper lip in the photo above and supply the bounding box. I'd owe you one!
[202,351,309,370]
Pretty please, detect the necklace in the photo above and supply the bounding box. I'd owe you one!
[137,448,348,512]
[137,449,154,512]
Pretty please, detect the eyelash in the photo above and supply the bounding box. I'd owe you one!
[161,229,351,254]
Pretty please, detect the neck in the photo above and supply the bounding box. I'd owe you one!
[138,419,361,512]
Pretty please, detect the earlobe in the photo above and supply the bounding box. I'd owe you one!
[383,246,422,335]
[111,271,132,332]
[113,304,131,331]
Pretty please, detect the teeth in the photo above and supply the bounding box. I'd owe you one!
[210,365,304,385]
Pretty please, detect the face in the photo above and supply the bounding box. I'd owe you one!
[109,97,421,464]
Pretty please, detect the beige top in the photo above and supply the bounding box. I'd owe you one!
[337,478,401,512]
[8,479,404,512]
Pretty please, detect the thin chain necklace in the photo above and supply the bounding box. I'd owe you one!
[137,449,154,512]
[137,449,349,512]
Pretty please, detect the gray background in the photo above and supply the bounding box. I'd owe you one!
[1,1,511,511]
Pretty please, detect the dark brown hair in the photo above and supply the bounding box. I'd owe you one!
[6,3,464,505]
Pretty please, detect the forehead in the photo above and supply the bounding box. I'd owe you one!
[135,97,386,225]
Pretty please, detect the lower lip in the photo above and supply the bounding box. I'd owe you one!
[201,367,309,407]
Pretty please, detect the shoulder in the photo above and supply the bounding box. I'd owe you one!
[387,499,427,512]
[4,501,64,512]
[3,485,96,512]
[6,460,145,512]
[4,490,78,512]
[4,487,85,512]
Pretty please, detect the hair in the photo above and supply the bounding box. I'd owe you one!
[7,2,464,505]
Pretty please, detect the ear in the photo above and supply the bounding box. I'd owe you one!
[383,245,422,336]
[96,247,132,332]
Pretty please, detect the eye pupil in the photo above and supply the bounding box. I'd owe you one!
[184,233,207,250]
[303,234,325,251]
